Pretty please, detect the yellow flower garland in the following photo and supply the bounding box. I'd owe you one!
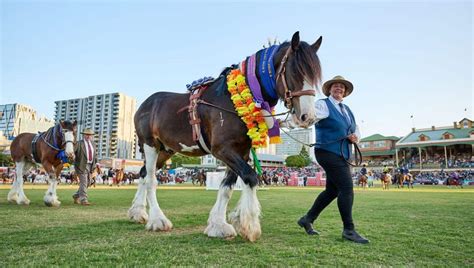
[227,69,268,149]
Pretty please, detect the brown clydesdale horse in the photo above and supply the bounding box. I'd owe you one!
[127,32,323,242]
[8,120,77,206]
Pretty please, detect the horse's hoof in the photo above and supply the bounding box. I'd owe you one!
[7,193,18,203]
[145,217,173,232]
[204,222,237,239]
[17,199,30,205]
[128,206,149,224]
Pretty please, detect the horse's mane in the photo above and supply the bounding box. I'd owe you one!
[281,41,322,90]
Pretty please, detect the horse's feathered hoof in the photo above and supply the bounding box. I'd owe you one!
[229,209,261,242]
[7,192,18,203]
[44,200,61,207]
[145,216,173,232]
[204,222,237,239]
[128,205,149,224]
[17,198,30,205]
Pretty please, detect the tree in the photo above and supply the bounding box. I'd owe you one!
[299,146,312,166]
[0,153,13,167]
[285,155,306,167]
[170,154,201,169]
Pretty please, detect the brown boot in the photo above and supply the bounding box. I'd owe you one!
[73,196,80,204]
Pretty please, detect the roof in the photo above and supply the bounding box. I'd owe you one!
[396,126,474,148]
[360,134,400,142]
[361,149,396,156]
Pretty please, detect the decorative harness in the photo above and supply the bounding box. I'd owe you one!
[31,124,72,164]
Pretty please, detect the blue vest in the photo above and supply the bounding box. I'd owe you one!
[315,98,356,159]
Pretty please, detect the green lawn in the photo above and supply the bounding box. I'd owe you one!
[1,185,473,266]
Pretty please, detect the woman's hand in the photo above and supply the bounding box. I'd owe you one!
[347,134,358,144]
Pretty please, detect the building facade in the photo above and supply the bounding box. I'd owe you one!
[358,134,400,168]
[395,118,473,170]
[276,128,314,159]
[0,103,54,142]
[54,93,137,159]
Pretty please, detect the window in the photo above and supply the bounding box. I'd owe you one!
[442,132,453,139]
[418,134,429,141]
[359,142,370,148]
[374,141,386,148]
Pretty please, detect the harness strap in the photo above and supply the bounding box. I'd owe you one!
[31,133,42,163]
[185,86,213,154]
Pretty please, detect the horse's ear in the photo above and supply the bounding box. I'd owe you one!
[291,31,300,51]
[311,36,323,52]
[59,119,65,128]
[73,120,77,126]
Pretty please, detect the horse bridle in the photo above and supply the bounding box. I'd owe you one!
[275,45,316,109]
[58,126,75,148]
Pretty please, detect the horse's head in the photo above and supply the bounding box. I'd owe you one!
[275,31,322,128]
[59,119,77,161]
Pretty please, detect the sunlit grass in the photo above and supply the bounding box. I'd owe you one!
[1,185,473,266]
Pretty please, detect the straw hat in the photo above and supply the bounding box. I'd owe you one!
[81,128,95,135]
[322,75,354,97]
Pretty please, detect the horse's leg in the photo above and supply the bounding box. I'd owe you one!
[142,144,173,231]
[204,169,237,239]
[128,166,149,223]
[43,163,61,207]
[216,151,261,242]
[7,164,21,203]
[9,161,32,205]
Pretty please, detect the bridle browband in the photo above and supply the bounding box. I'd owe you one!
[275,45,316,109]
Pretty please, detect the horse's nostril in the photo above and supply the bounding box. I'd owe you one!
[301,114,308,122]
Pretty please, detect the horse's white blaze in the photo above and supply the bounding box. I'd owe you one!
[44,175,61,207]
[128,177,149,223]
[179,143,200,152]
[229,183,261,242]
[204,185,236,238]
[143,144,172,231]
[292,80,316,128]
[64,131,75,157]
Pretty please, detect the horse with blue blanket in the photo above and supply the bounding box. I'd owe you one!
[8,120,77,206]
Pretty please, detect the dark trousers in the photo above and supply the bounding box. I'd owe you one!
[305,149,355,230]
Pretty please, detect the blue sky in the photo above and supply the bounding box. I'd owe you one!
[1,0,472,137]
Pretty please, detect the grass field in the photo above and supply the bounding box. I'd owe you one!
[1,184,473,266]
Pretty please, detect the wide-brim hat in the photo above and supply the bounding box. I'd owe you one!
[322,75,354,97]
[81,128,95,135]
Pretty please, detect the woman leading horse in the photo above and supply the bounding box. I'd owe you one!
[127,32,323,242]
